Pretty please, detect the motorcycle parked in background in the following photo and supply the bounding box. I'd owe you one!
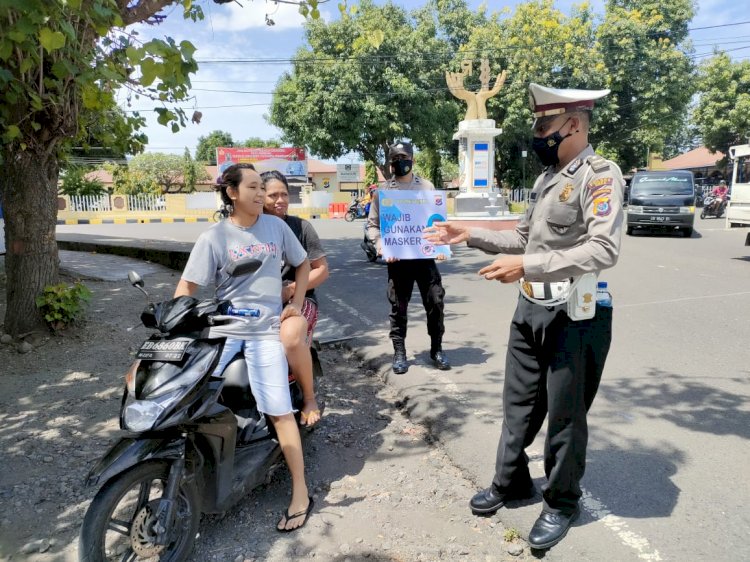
[79,259,321,562]
[701,194,729,218]
[345,199,368,222]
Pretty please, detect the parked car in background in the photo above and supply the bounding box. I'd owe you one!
[626,170,696,237]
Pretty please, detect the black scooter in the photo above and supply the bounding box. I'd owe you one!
[79,259,320,561]
[700,194,729,218]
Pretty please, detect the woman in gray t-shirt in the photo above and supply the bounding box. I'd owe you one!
[175,164,314,532]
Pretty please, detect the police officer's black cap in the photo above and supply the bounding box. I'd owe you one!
[388,142,413,161]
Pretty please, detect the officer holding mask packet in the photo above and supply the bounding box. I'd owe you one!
[424,83,624,549]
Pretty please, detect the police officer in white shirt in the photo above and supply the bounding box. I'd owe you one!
[424,83,624,550]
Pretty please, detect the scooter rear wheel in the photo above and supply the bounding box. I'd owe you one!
[79,461,200,562]
[344,210,356,222]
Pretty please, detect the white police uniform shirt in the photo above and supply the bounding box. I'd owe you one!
[466,145,624,282]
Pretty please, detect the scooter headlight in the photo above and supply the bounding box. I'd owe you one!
[122,389,183,432]
[123,400,165,432]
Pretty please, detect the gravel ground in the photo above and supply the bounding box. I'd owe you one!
[0,255,529,561]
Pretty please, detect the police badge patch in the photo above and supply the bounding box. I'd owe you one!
[559,184,573,202]
[593,197,611,217]
[566,159,583,174]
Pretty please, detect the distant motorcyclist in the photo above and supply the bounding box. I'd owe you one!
[362,184,377,215]
[709,181,729,214]
[712,181,728,198]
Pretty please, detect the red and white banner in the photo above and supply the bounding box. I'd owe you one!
[216,147,307,178]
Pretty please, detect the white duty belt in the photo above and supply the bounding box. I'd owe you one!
[518,278,579,306]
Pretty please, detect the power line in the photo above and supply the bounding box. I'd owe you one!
[688,20,750,31]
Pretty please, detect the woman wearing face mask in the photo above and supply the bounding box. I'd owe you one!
[423,83,624,551]
[365,142,451,375]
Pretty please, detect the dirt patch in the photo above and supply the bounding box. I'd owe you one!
[0,258,526,561]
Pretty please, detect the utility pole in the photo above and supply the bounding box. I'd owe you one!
[521,149,528,208]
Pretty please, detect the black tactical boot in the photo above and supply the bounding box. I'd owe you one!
[430,344,451,370]
[392,342,408,375]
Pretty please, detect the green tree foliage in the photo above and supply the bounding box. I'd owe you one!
[459,0,607,186]
[694,53,750,156]
[241,137,282,148]
[195,130,234,164]
[0,0,204,336]
[597,0,695,168]
[103,162,158,195]
[123,152,209,194]
[269,0,460,179]
[364,161,378,185]
[662,108,700,160]
[414,147,457,188]
[59,167,105,196]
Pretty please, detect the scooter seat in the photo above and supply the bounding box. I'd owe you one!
[218,354,271,444]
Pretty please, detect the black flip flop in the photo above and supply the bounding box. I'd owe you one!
[276,496,314,533]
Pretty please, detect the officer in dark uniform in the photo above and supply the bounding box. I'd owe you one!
[366,142,450,374]
[424,84,624,549]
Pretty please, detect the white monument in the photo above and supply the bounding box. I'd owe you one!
[446,60,508,216]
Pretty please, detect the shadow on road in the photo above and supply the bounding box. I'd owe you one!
[599,369,750,440]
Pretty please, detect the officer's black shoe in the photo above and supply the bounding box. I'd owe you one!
[392,349,408,375]
[528,507,580,550]
[430,349,451,370]
[469,483,535,515]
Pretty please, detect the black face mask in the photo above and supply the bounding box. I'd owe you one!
[391,159,413,177]
[531,119,572,167]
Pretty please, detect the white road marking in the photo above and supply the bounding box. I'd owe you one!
[323,294,375,328]
[619,291,750,308]
[527,455,661,559]
[580,490,663,561]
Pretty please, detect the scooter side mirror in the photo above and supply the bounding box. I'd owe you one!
[128,271,149,297]
[128,271,144,288]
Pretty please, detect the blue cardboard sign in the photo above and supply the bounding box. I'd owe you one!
[379,190,451,260]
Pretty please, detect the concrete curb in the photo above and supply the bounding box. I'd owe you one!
[56,235,193,272]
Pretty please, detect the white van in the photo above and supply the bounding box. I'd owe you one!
[727,144,750,229]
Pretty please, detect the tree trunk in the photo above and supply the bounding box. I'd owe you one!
[0,149,60,337]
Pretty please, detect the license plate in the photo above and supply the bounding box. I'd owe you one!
[136,339,190,361]
[650,216,669,222]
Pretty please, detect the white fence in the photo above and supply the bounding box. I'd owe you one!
[507,188,529,203]
[68,195,111,212]
[127,194,166,212]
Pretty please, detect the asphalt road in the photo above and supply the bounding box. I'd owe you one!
[57,215,750,561]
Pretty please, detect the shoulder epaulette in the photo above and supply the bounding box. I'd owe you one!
[587,155,610,173]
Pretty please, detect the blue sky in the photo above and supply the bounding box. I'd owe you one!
[127,0,750,159]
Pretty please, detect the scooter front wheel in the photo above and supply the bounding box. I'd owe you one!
[344,210,356,222]
[79,461,200,562]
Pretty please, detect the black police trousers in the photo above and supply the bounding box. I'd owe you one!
[492,296,612,515]
[386,259,445,349]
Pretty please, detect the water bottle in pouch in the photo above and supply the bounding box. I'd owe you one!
[596,282,612,308]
